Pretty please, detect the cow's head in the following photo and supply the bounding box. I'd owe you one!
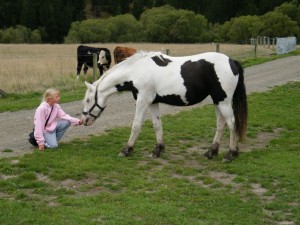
[98,50,108,65]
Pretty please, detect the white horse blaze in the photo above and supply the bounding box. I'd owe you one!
[81,51,247,161]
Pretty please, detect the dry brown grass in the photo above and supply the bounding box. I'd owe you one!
[0,43,275,94]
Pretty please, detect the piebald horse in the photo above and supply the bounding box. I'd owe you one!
[81,51,247,162]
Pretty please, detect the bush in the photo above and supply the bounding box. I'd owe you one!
[139,5,208,43]
[0,25,42,43]
[218,15,263,43]
[65,14,141,43]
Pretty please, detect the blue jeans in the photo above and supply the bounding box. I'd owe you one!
[44,120,71,148]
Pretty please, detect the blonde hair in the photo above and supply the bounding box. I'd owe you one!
[42,88,60,102]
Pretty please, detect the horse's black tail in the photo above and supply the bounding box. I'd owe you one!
[232,60,248,142]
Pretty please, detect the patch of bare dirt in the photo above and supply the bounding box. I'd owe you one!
[242,128,283,152]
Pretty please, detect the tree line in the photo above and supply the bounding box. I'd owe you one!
[0,0,299,44]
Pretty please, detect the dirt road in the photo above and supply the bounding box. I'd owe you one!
[1,55,299,158]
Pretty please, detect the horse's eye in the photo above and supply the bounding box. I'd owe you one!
[87,99,90,103]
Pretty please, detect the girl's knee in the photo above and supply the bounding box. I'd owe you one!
[57,120,71,131]
[61,120,71,127]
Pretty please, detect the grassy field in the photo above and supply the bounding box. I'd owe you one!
[0,82,299,224]
[0,43,276,94]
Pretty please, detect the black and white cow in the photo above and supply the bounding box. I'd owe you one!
[76,45,111,79]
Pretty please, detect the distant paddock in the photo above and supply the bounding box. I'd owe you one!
[0,43,276,94]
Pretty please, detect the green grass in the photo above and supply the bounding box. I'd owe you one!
[240,48,300,67]
[0,75,95,112]
[0,82,299,224]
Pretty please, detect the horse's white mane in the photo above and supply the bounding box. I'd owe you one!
[92,51,164,86]
[125,51,164,63]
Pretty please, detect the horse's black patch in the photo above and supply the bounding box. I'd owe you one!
[180,59,227,105]
[116,81,139,100]
[151,55,172,67]
[153,94,186,106]
[229,58,239,76]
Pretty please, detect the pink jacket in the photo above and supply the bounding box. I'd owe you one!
[34,101,80,146]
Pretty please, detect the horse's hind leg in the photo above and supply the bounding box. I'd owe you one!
[216,102,239,162]
[204,106,226,159]
[149,103,165,157]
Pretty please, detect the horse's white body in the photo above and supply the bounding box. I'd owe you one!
[82,51,247,162]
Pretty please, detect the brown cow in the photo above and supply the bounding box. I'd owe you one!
[113,46,137,64]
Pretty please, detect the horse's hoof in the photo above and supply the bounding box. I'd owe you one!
[203,151,213,159]
[203,150,218,160]
[120,146,134,157]
[204,143,219,160]
[152,143,165,158]
[222,157,232,163]
[118,152,126,157]
[151,153,159,158]
[222,150,239,163]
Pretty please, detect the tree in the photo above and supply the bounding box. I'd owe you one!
[107,14,142,42]
[219,15,263,43]
[274,0,300,26]
[1,0,299,43]
[0,25,31,43]
[139,5,208,43]
[260,11,300,38]
[30,29,42,43]
[0,0,22,28]
[20,0,39,29]
[39,0,57,43]
[66,19,112,43]
[53,0,73,42]
[205,0,243,24]
[258,0,290,15]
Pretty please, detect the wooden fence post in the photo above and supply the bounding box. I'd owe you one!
[166,49,170,55]
[216,43,220,52]
[93,53,97,81]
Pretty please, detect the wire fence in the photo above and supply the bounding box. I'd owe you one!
[0,43,282,94]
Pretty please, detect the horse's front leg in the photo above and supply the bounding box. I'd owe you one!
[148,103,165,157]
[119,99,149,157]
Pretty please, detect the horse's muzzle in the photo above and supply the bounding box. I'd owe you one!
[82,116,94,126]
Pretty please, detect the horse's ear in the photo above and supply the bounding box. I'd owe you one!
[85,81,93,90]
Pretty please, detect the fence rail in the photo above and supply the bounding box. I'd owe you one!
[250,36,277,49]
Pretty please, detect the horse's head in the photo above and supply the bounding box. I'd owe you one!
[81,81,106,126]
